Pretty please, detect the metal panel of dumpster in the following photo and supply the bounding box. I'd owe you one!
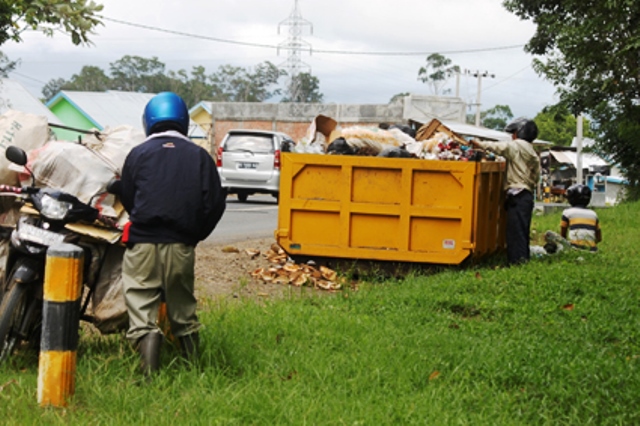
[275,153,506,265]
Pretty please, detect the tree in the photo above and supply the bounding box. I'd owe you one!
[209,64,247,102]
[281,72,323,103]
[418,53,460,95]
[109,55,168,93]
[464,104,513,129]
[210,61,284,102]
[389,92,410,104]
[41,57,287,107]
[42,78,66,102]
[503,0,640,198]
[0,0,103,46]
[66,65,111,92]
[593,103,640,200]
[167,66,213,107]
[482,105,514,131]
[0,50,17,76]
[533,104,594,146]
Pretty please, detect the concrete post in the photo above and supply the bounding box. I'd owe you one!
[576,114,583,184]
[37,243,84,408]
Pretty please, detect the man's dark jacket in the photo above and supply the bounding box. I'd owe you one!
[120,131,226,246]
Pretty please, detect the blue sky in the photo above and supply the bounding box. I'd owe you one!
[3,0,558,119]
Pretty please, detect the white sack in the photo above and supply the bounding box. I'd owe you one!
[0,110,50,186]
[0,110,51,226]
[80,125,146,176]
[26,125,145,218]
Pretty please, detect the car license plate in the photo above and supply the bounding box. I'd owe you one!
[238,162,258,169]
[17,223,65,246]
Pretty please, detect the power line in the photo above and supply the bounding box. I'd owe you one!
[100,15,525,57]
[8,70,48,85]
[482,65,531,92]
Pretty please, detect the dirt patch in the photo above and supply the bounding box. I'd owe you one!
[194,237,323,302]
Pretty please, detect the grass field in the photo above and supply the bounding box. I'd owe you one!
[1,202,638,425]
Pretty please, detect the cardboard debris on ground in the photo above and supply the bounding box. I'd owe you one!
[233,243,344,291]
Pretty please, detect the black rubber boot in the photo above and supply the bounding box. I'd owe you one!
[180,332,200,363]
[138,331,163,376]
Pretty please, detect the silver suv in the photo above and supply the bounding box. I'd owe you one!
[216,129,294,202]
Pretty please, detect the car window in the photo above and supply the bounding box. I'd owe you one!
[225,134,274,153]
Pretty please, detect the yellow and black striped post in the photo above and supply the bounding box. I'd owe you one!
[37,243,84,408]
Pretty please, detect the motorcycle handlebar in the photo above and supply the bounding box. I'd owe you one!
[0,184,24,194]
[0,185,40,195]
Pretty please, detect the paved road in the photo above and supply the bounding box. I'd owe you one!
[206,194,279,244]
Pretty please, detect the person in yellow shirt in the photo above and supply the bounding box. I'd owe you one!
[560,184,602,251]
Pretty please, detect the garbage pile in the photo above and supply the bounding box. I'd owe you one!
[250,243,343,291]
[291,115,501,163]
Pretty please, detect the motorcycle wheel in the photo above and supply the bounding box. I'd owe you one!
[0,272,41,364]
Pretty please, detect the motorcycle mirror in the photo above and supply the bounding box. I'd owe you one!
[5,146,36,187]
[5,146,28,166]
[106,178,122,196]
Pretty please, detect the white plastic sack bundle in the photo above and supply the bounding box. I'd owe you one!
[0,110,51,186]
[338,126,409,156]
[80,125,146,176]
[25,126,145,218]
[0,110,51,227]
[26,140,119,216]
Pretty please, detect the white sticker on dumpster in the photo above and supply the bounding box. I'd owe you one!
[443,239,456,249]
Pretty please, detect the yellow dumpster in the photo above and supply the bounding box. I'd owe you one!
[275,153,506,265]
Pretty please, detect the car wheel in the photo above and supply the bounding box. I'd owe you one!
[237,193,248,202]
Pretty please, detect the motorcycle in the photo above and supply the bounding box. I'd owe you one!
[0,145,124,364]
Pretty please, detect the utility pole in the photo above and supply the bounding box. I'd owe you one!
[576,113,584,184]
[278,0,313,106]
[467,70,495,127]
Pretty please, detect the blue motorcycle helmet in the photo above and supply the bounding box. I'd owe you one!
[142,92,189,136]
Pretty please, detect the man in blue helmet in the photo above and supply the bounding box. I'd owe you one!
[470,118,541,265]
[120,92,226,375]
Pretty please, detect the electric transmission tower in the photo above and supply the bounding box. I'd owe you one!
[278,0,313,104]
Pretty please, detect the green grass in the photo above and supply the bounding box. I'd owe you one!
[1,203,639,424]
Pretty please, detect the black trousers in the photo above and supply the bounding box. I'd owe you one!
[505,190,534,265]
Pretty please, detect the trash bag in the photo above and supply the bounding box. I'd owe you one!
[91,244,128,334]
[327,137,356,155]
[377,147,413,158]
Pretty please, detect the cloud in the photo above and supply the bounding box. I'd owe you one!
[2,0,556,117]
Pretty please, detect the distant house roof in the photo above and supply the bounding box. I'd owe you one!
[570,137,596,148]
[0,78,62,124]
[189,101,212,116]
[441,121,509,141]
[46,90,205,138]
[545,150,610,170]
[46,90,154,130]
